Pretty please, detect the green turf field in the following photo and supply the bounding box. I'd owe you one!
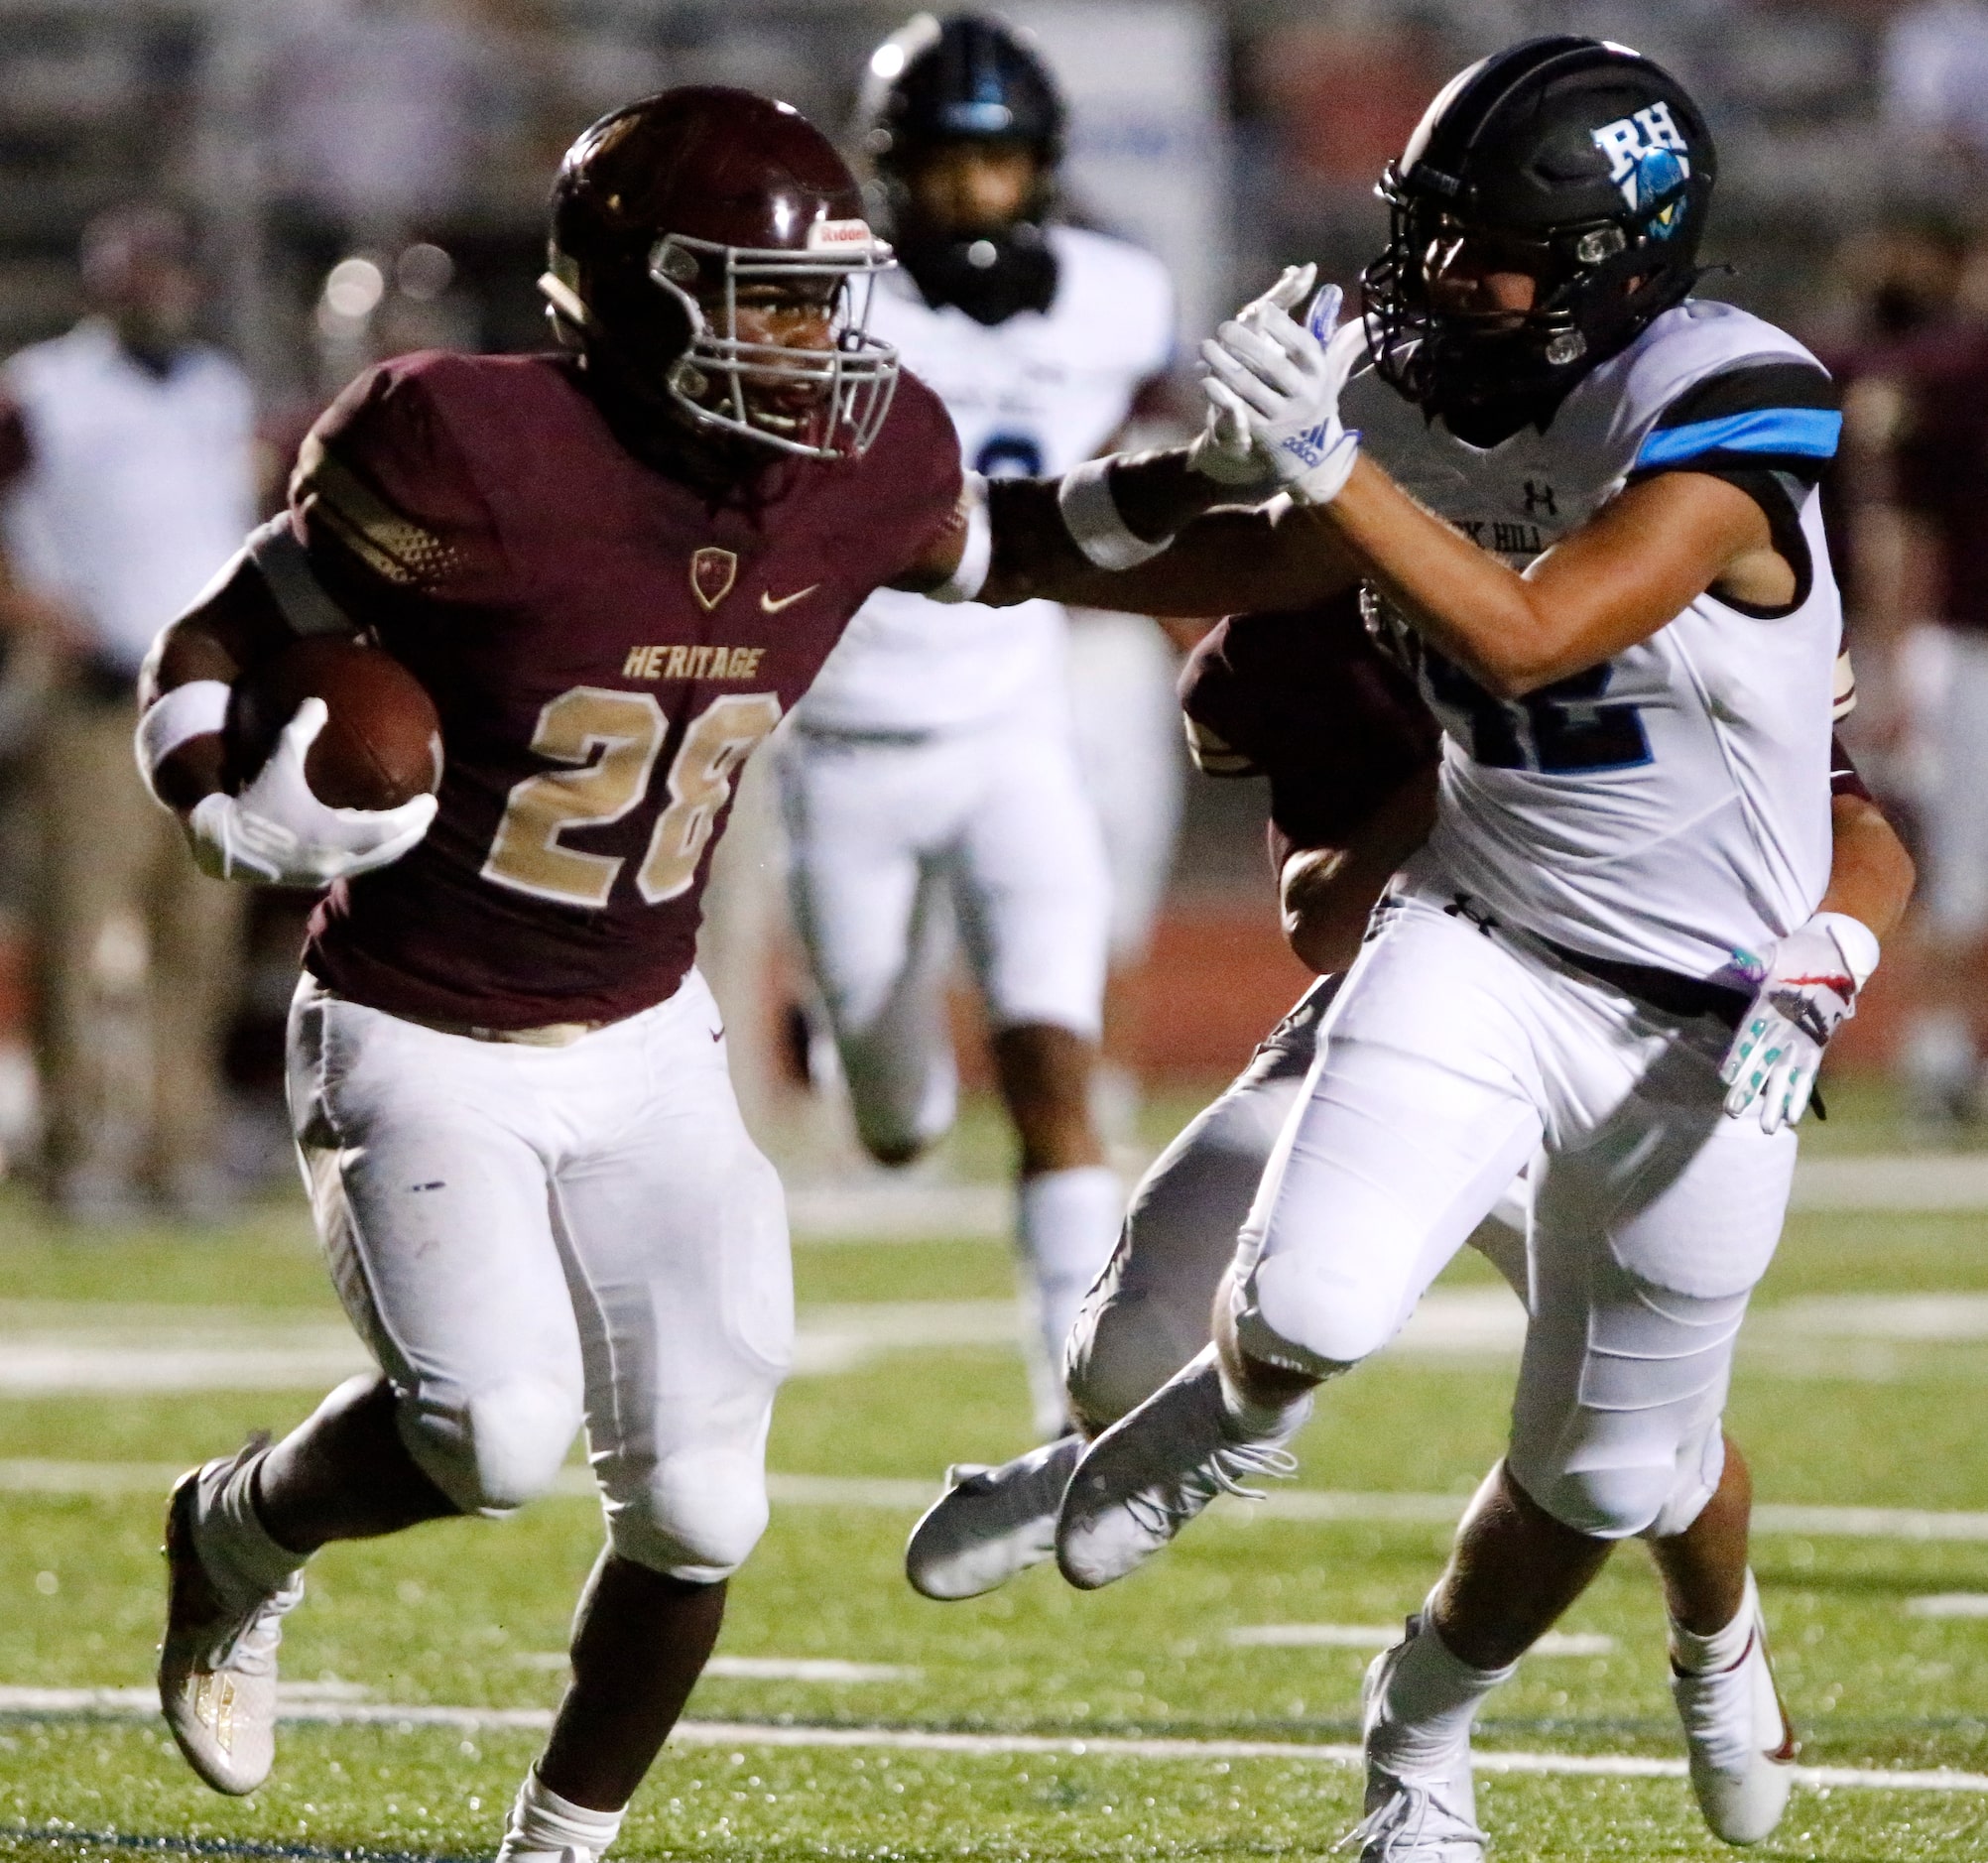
[1,1087,1987,1861]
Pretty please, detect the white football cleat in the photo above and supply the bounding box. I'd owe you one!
[1336,1625,1487,1862]
[1056,1346,1304,1590]
[1671,1574,1798,1845]
[905,1434,1084,1600]
[157,1447,305,1796]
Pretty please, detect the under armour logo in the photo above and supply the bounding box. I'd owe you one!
[1523,480,1557,518]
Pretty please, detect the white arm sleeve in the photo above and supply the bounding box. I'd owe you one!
[1057,457,1174,570]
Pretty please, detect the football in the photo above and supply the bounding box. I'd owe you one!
[225,637,442,811]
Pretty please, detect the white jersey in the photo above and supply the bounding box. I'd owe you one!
[798,225,1174,734]
[0,319,256,675]
[1346,299,1843,987]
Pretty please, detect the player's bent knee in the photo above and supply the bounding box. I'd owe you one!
[397,1376,582,1518]
[606,1450,771,1583]
[1233,1259,1396,1379]
[1516,1457,1680,1542]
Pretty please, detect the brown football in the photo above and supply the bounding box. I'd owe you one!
[225,638,442,811]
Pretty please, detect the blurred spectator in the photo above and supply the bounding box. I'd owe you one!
[1884,0,1988,163]
[265,0,498,248]
[1815,214,1968,705]
[1840,217,1988,1131]
[0,203,256,1220]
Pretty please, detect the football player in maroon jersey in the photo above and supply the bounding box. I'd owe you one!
[136,87,987,1857]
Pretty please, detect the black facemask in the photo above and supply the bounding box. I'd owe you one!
[897,221,1057,325]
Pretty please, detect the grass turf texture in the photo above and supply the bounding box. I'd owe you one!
[0,1090,1986,1856]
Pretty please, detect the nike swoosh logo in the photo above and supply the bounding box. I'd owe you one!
[760,583,819,613]
[711,1026,725,1043]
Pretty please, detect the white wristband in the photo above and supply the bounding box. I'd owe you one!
[927,473,992,605]
[1814,910,1882,992]
[135,680,230,806]
[1057,457,1175,571]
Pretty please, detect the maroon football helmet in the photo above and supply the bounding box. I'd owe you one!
[542,86,899,461]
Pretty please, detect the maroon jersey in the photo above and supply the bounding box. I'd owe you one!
[1179,595,1440,861]
[290,349,960,1027]
[1886,323,1988,635]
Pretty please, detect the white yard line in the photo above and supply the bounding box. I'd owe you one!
[18,1287,1988,1394]
[1227,1625,1615,1656]
[7,1459,1988,1541]
[0,1689,1976,1795]
[780,1156,1988,1232]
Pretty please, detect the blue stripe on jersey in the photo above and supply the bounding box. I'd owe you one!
[1635,408,1842,468]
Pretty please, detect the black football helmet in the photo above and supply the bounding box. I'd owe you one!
[857,13,1065,324]
[542,86,899,461]
[1362,37,1716,423]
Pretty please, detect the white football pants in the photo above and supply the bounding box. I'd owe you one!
[777,710,1112,1157]
[1231,886,1795,1542]
[1065,610,1184,962]
[1067,977,1528,1431]
[287,971,792,1584]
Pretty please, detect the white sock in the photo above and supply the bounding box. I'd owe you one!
[497,1768,625,1862]
[1370,1605,1516,1776]
[1017,1166,1121,1431]
[1213,1350,1311,1442]
[195,1449,306,1602]
[1671,1570,1759,1676]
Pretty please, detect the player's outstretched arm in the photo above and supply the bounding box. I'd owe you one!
[1195,276,1809,695]
[889,268,1363,619]
[889,462,1360,618]
[1327,460,1791,697]
[136,551,437,886]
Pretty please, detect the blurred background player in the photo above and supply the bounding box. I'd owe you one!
[778,13,1177,1434]
[1831,222,1988,1131]
[0,202,255,1220]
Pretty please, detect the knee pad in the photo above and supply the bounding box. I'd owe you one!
[1513,1425,1722,1543]
[1518,1459,1677,1542]
[604,1448,771,1583]
[1232,1254,1396,1379]
[397,1375,581,1518]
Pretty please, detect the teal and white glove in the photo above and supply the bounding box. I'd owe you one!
[1197,270,1364,505]
[1719,911,1881,1133]
[186,697,437,887]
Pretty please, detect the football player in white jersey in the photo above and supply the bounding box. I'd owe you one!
[779,14,1175,1432]
[944,36,1905,1859]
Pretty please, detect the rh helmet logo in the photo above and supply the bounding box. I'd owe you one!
[1590,103,1692,238]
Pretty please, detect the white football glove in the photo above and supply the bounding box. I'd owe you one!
[1187,264,1317,487]
[1198,272,1365,505]
[186,696,437,888]
[1719,911,1882,1134]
